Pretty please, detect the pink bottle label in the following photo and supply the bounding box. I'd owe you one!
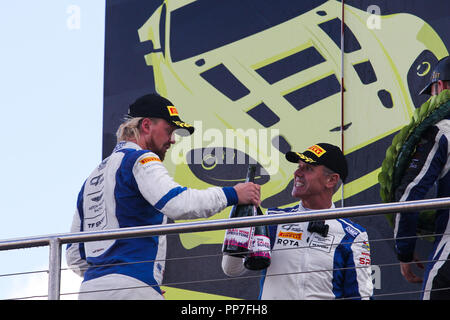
[250,235,271,258]
[223,227,252,249]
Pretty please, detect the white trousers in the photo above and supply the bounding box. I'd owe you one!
[78,273,164,300]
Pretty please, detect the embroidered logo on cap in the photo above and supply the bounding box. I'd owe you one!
[296,152,315,163]
[172,120,192,128]
[167,106,179,116]
[307,145,326,157]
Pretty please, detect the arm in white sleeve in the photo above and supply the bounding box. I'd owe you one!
[66,208,89,278]
[350,231,373,300]
[221,255,247,277]
[132,152,238,220]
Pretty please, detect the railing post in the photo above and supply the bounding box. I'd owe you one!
[48,237,61,300]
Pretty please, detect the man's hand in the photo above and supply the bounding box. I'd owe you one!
[400,255,424,283]
[234,182,261,206]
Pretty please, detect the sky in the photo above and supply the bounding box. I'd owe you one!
[0,1,106,299]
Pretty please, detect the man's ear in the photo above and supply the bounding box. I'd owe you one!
[437,80,450,93]
[438,80,445,93]
[438,80,450,92]
[326,173,339,189]
[140,118,153,134]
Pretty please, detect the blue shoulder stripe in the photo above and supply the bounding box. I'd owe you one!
[332,220,360,299]
[266,204,299,214]
[338,218,365,238]
[154,186,188,210]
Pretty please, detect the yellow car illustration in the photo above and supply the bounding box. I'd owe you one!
[138,0,448,251]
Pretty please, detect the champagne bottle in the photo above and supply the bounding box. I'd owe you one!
[222,164,257,257]
[244,207,271,270]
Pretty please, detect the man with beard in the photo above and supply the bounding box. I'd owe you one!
[67,93,261,299]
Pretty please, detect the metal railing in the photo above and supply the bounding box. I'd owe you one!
[1,197,450,300]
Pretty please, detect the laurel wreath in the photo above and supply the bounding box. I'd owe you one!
[378,89,450,237]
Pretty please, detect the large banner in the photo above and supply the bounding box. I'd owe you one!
[103,0,450,299]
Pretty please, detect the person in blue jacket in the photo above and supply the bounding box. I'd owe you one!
[394,56,450,300]
[67,93,261,300]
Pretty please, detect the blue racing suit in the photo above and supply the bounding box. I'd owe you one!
[394,116,450,299]
[67,141,238,298]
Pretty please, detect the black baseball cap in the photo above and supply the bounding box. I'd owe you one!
[127,93,194,135]
[285,143,348,182]
[420,56,450,95]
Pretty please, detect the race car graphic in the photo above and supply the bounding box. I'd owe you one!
[137,0,448,252]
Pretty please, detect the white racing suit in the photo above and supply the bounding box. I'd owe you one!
[67,141,238,299]
[394,116,450,299]
[222,202,373,299]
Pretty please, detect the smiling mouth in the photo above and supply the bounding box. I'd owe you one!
[294,177,305,188]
